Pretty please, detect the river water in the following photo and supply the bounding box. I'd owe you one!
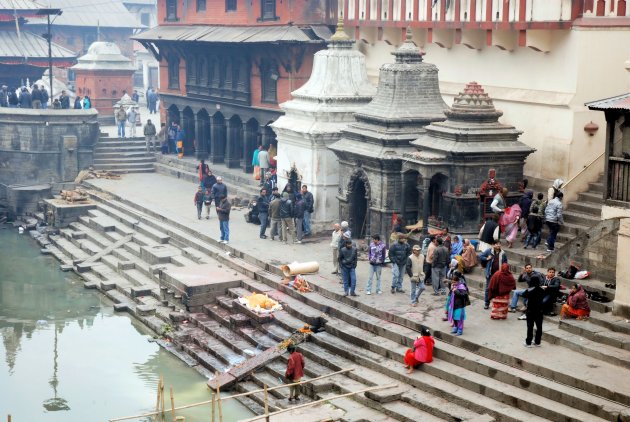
[0,227,254,422]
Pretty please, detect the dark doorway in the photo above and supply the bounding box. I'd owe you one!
[429,173,448,224]
[402,170,421,224]
[351,178,368,238]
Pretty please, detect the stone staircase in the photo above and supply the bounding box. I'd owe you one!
[153,155,260,199]
[35,186,630,421]
[93,135,156,174]
[503,175,612,277]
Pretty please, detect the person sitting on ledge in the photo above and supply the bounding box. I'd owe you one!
[404,327,434,374]
[560,283,590,320]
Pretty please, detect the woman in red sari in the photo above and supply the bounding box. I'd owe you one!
[404,327,434,374]
[560,284,590,320]
[488,263,516,319]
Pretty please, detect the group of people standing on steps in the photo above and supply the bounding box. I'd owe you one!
[481,178,565,252]
[193,160,231,244]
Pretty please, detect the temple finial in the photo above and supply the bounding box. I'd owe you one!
[330,17,350,41]
[405,27,413,42]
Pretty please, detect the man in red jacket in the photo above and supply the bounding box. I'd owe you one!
[285,345,305,401]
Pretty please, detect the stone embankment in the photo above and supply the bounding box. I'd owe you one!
[34,179,630,421]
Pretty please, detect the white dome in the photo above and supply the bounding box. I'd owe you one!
[71,41,135,71]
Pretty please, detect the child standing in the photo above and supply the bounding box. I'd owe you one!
[524,206,543,249]
[194,187,204,220]
[446,275,470,336]
[203,187,213,219]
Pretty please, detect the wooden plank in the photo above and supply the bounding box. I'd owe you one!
[78,234,133,264]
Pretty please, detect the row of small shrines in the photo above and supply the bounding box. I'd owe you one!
[161,27,534,239]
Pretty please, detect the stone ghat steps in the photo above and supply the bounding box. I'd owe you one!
[461,271,630,365]
[78,187,630,417]
[94,137,156,174]
[153,156,261,199]
[229,285,621,422]
[198,293,486,422]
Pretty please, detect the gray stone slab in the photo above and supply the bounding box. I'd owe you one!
[140,244,181,265]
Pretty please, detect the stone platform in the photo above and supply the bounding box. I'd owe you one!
[44,198,96,227]
[160,263,243,311]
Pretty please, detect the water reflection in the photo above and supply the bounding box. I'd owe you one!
[0,227,253,421]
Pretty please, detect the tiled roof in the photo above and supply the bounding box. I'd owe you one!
[0,30,76,59]
[586,93,630,112]
[133,24,331,44]
[28,0,141,28]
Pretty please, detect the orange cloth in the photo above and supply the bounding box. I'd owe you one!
[560,304,590,319]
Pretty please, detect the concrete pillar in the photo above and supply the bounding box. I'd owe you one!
[613,218,630,318]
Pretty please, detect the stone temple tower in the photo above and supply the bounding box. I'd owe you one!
[329,29,449,239]
[272,20,376,233]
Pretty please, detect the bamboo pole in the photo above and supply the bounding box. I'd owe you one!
[154,376,162,422]
[240,383,398,422]
[109,368,354,422]
[215,372,223,422]
[160,380,165,422]
[263,384,269,422]
[211,393,216,422]
[170,387,176,422]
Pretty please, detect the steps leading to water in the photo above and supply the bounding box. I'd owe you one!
[37,183,630,421]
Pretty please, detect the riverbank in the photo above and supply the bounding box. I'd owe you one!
[31,170,630,421]
[0,226,253,422]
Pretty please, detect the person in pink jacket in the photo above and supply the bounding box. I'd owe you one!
[403,327,435,374]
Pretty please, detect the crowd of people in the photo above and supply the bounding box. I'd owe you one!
[0,85,92,110]
[485,179,565,252]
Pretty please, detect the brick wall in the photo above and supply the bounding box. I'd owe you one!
[74,69,135,117]
[158,0,335,26]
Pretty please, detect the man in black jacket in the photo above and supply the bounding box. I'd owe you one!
[431,238,450,295]
[279,196,296,244]
[388,234,410,294]
[301,185,314,237]
[338,239,358,297]
[257,188,270,239]
[31,84,43,109]
[216,195,231,244]
[293,193,305,243]
[521,277,545,347]
[541,267,561,316]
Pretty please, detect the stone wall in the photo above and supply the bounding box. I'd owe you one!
[545,218,619,282]
[0,108,100,187]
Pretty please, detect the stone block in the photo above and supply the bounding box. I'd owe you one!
[140,245,181,265]
[229,313,250,328]
[72,231,87,240]
[118,261,135,270]
[136,304,156,316]
[59,264,73,272]
[131,285,153,298]
[169,311,188,323]
[100,280,117,291]
[113,303,129,312]
[75,262,93,273]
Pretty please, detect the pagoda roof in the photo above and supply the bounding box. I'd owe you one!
[133,24,331,44]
